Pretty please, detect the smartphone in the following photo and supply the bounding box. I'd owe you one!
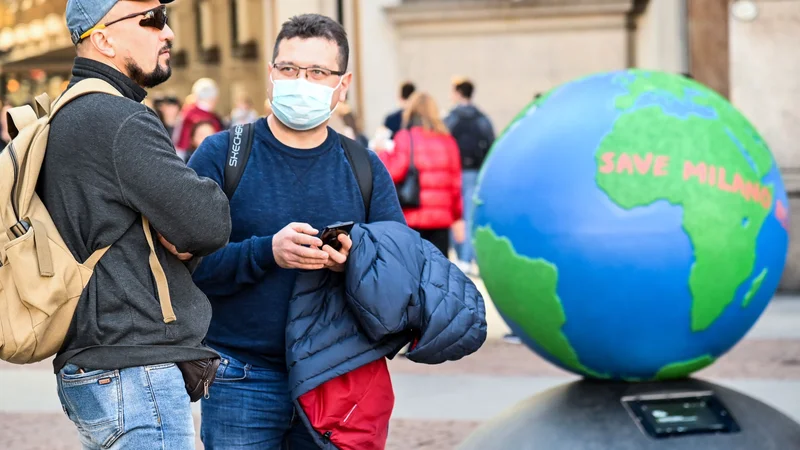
[319,221,355,251]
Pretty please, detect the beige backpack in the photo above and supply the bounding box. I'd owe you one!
[0,79,175,364]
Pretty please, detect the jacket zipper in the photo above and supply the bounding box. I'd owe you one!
[342,404,358,424]
[9,143,19,221]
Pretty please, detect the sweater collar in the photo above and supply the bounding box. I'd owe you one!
[69,57,147,103]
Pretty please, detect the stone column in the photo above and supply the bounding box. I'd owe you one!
[236,0,253,44]
[634,0,689,73]
[686,0,729,98]
[199,0,215,50]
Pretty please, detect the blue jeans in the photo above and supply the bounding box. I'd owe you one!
[454,169,479,263]
[200,349,317,449]
[56,363,195,449]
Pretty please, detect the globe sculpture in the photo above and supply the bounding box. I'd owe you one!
[472,69,789,381]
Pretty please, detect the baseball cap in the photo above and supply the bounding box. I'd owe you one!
[66,0,174,45]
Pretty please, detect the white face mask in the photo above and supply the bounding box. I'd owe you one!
[270,75,343,131]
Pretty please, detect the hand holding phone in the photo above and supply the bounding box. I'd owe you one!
[320,221,355,252]
[272,222,329,270]
[319,221,355,273]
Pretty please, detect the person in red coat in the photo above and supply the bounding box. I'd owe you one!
[378,92,464,255]
[174,78,223,161]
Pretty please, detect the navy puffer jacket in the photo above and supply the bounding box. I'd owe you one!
[287,221,486,449]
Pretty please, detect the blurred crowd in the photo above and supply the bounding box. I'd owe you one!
[0,72,508,281]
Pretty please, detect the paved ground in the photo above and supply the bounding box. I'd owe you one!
[2,296,799,449]
[0,413,483,450]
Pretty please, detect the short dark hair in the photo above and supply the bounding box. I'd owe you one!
[455,80,474,99]
[155,95,181,106]
[273,14,349,73]
[400,82,415,100]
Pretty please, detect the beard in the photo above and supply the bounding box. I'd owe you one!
[125,44,172,88]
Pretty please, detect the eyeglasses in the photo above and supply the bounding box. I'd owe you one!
[79,5,168,41]
[272,63,345,82]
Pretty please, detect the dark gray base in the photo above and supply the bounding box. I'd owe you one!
[458,378,800,450]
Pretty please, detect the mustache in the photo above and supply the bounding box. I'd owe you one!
[160,41,173,54]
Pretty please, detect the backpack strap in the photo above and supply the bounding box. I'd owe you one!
[340,134,373,221]
[218,126,373,218]
[30,219,54,277]
[81,216,175,323]
[83,246,109,270]
[141,217,176,323]
[49,79,122,120]
[223,123,255,199]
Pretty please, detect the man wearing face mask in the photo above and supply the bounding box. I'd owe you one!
[188,14,406,448]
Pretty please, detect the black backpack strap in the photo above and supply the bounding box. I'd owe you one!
[223,123,256,199]
[340,134,373,221]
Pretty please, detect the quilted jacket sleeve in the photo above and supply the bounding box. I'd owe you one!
[344,223,423,342]
[405,240,487,364]
[345,223,487,363]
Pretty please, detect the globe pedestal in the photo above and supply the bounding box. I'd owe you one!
[458,378,800,450]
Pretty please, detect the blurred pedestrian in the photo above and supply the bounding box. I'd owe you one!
[379,92,464,256]
[185,120,217,162]
[174,78,223,160]
[383,81,415,139]
[230,95,260,126]
[332,101,368,147]
[444,78,495,275]
[153,95,181,139]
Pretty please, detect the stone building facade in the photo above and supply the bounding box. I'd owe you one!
[0,0,73,105]
[151,0,270,116]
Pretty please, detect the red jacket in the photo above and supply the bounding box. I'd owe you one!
[380,127,463,229]
[175,104,223,150]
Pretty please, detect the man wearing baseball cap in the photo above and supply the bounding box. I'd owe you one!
[40,1,232,448]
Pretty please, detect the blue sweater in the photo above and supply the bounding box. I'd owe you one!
[188,118,406,369]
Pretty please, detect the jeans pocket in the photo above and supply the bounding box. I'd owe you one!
[213,353,248,382]
[146,362,177,371]
[59,365,124,448]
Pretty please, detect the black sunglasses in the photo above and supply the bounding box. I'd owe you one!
[79,5,168,41]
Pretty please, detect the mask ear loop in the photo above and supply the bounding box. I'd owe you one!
[267,73,278,110]
[329,75,345,115]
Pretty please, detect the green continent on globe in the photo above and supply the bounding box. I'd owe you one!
[743,268,768,308]
[655,354,716,380]
[616,71,774,178]
[596,71,774,332]
[474,226,606,378]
